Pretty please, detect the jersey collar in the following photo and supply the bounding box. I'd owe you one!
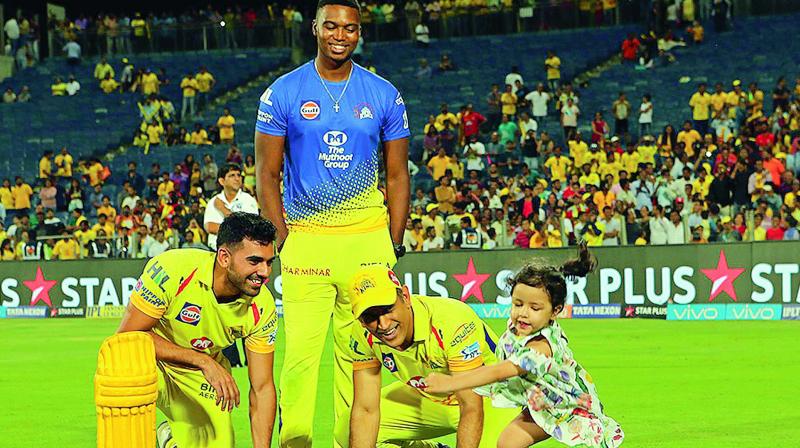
[410,295,431,343]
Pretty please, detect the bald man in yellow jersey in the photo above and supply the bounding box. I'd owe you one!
[114,213,279,448]
[336,265,517,448]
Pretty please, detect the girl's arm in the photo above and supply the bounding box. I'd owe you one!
[423,360,523,394]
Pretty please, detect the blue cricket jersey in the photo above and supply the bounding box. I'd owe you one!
[255,60,410,233]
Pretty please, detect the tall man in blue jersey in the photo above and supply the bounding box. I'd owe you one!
[254,1,411,446]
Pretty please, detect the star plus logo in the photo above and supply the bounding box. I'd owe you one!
[23,266,57,307]
[624,306,636,317]
[701,250,745,302]
[453,257,491,303]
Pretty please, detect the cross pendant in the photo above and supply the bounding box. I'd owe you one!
[333,102,340,113]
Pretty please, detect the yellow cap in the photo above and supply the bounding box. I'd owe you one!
[426,203,439,213]
[732,79,741,87]
[721,216,732,224]
[349,265,403,319]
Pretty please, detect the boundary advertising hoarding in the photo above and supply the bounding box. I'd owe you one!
[0,242,798,320]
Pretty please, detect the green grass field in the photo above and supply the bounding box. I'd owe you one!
[1,318,799,447]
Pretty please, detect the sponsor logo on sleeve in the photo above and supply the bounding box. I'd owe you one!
[191,337,214,350]
[257,110,273,124]
[460,341,481,360]
[572,304,622,319]
[132,285,166,309]
[146,261,170,292]
[300,100,320,120]
[382,353,398,372]
[449,321,476,347]
[395,92,404,106]
[176,302,202,326]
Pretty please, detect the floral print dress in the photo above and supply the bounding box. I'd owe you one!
[475,320,624,447]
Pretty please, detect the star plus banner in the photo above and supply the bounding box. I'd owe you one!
[0,242,799,311]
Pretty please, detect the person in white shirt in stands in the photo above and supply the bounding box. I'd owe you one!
[146,229,171,257]
[203,163,259,250]
[648,205,670,245]
[463,135,486,172]
[525,83,551,126]
[665,208,685,244]
[63,38,81,66]
[597,206,621,246]
[638,94,653,138]
[414,19,429,47]
[505,66,523,94]
[421,226,444,251]
[66,75,81,96]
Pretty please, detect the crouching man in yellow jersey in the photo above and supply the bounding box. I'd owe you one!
[336,265,517,448]
[115,212,279,448]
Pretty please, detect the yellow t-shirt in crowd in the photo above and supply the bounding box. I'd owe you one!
[427,156,450,181]
[39,157,52,179]
[0,187,12,209]
[545,56,561,80]
[51,83,68,96]
[142,73,160,95]
[181,77,198,97]
[100,78,120,93]
[11,183,33,209]
[544,155,571,182]
[500,92,517,116]
[190,129,209,145]
[195,72,215,93]
[217,115,236,141]
[53,238,79,260]
[147,123,164,144]
[689,92,712,120]
[677,129,702,156]
[55,153,73,177]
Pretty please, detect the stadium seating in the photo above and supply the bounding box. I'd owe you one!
[0,49,289,180]
[366,25,639,160]
[577,13,800,136]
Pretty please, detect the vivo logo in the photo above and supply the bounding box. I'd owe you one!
[726,304,781,321]
[323,131,348,146]
[667,304,726,321]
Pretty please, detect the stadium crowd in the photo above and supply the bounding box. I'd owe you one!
[2,2,799,261]
[402,55,800,251]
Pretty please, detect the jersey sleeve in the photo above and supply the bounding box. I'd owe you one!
[444,312,487,372]
[129,256,173,319]
[245,308,278,354]
[380,87,411,142]
[350,327,380,371]
[255,77,289,136]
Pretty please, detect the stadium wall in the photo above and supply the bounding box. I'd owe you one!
[1,242,799,321]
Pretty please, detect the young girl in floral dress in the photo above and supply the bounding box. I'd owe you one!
[424,243,624,447]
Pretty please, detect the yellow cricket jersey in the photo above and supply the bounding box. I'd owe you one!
[689,92,712,121]
[350,295,499,406]
[130,249,278,365]
[195,73,215,93]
